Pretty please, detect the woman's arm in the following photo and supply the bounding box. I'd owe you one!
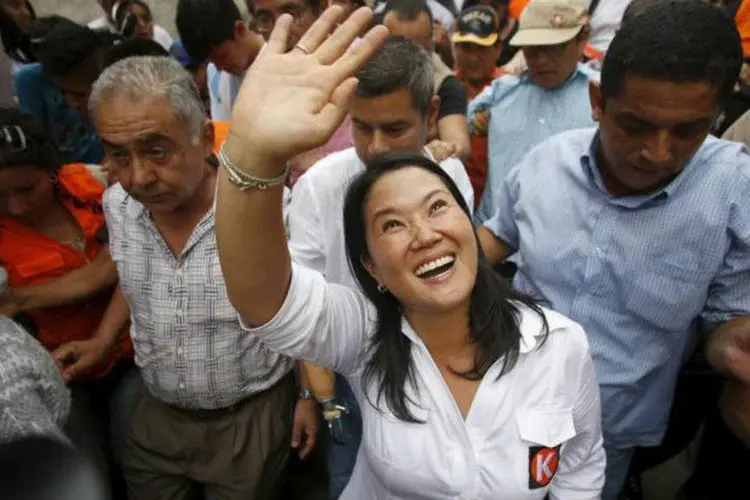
[549,326,606,499]
[9,247,117,313]
[215,7,387,326]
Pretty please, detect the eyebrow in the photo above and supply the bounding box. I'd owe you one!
[372,188,447,222]
[616,111,713,129]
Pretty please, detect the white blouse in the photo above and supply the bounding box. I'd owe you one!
[240,265,605,499]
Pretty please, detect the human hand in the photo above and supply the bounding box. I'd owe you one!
[471,110,490,136]
[224,6,388,170]
[291,398,319,459]
[432,21,449,49]
[51,338,112,381]
[708,319,750,385]
[426,140,459,162]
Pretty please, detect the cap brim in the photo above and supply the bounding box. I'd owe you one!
[452,32,499,47]
[509,26,582,47]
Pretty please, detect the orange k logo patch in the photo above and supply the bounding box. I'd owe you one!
[528,445,560,489]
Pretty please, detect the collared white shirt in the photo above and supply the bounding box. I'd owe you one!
[104,184,294,409]
[585,0,633,53]
[240,265,605,499]
[287,147,474,287]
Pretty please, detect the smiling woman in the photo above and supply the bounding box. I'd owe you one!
[214,6,606,498]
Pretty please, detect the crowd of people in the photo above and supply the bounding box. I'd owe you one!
[1,0,749,499]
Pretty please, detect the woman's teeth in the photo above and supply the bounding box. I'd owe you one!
[415,255,456,278]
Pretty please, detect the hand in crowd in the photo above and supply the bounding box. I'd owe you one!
[291,398,319,459]
[223,6,388,168]
[426,139,459,162]
[51,337,112,381]
[432,21,450,52]
[471,110,490,136]
[710,319,750,385]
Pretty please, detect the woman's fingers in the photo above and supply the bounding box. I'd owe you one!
[316,7,382,65]
[326,22,389,85]
[294,5,347,56]
[261,14,294,57]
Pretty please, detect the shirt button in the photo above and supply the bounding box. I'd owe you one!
[176,308,184,317]
[177,347,183,355]
[179,383,185,389]
[175,268,183,278]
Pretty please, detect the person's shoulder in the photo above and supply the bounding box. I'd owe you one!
[516,303,591,358]
[300,147,363,188]
[13,62,45,85]
[438,156,467,178]
[697,136,750,188]
[518,127,596,172]
[153,25,174,50]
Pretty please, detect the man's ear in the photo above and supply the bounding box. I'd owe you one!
[202,119,215,158]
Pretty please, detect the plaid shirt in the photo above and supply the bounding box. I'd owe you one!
[104,184,294,410]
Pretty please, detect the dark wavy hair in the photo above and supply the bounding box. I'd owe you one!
[0,0,36,62]
[0,107,60,172]
[343,152,548,422]
[601,0,742,103]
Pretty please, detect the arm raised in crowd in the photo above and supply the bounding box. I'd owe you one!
[216,7,388,327]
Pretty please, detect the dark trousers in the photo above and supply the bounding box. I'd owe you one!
[122,374,296,500]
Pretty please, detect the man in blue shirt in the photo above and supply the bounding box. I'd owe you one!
[477,1,750,498]
[470,0,599,222]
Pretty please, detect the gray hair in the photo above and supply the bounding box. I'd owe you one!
[355,37,435,115]
[89,56,206,141]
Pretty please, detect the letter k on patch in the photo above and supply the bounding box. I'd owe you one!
[529,445,560,489]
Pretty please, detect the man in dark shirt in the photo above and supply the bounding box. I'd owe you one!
[383,0,471,161]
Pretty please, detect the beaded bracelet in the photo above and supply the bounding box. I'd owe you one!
[217,141,289,191]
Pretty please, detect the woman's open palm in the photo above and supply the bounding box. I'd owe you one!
[227,6,388,165]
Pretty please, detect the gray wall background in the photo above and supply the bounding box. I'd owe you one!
[32,0,249,37]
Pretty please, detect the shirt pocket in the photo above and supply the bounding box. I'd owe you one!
[516,408,577,497]
[15,253,67,281]
[621,259,710,332]
[362,401,453,498]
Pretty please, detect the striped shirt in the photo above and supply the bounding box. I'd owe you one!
[484,128,750,448]
[104,184,294,410]
[469,64,599,222]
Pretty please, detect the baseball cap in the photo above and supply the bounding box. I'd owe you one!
[452,6,500,47]
[510,0,587,47]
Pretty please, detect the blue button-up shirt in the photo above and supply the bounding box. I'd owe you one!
[484,127,750,448]
[469,64,599,222]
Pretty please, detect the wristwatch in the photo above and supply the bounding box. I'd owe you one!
[298,388,315,400]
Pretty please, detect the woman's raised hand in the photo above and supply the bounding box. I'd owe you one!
[225,6,388,169]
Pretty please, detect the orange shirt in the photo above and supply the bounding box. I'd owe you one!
[509,0,531,20]
[456,67,506,206]
[737,0,750,57]
[213,120,229,151]
[0,163,133,380]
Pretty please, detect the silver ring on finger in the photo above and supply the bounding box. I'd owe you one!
[294,43,311,55]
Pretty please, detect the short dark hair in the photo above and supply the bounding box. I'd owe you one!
[31,16,115,79]
[620,0,669,25]
[245,0,324,15]
[103,38,169,70]
[382,0,434,26]
[343,152,547,422]
[0,0,37,63]
[0,108,60,172]
[601,0,742,103]
[176,0,242,63]
[355,37,434,115]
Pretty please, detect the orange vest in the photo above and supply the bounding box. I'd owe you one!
[737,0,750,57]
[0,163,133,380]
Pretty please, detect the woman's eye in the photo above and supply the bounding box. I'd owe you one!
[382,220,402,231]
[429,199,448,214]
